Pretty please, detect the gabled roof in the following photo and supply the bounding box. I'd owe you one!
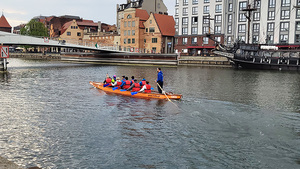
[0,15,12,28]
[60,21,73,35]
[136,9,149,21]
[153,13,175,36]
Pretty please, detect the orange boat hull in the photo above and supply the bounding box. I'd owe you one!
[90,81,182,100]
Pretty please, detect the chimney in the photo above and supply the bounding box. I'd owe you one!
[98,21,102,32]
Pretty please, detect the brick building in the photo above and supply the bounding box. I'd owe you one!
[0,14,12,33]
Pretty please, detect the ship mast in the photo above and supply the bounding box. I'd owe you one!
[242,1,256,44]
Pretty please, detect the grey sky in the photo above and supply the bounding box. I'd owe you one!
[2,0,175,27]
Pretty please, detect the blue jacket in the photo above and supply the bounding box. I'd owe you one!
[157,71,163,83]
[139,78,146,86]
[120,79,126,87]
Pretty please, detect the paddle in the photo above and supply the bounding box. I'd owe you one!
[103,83,110,87]
[157,83,178,108]
[120,89,127,91]
[131,92,138,95]
[151,87,154,90]
[112,87,119,90]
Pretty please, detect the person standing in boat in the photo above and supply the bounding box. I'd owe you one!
[139,81,152,93]
[155,68,163,93]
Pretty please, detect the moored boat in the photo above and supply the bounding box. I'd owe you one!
[90,81,182,100]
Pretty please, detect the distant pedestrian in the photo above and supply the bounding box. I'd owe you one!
[155,68,163,93]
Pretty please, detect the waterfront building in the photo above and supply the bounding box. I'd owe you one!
[174,0,300,56]
[120,8,175,53]
[116,0,168,34]
[0,14,12,33]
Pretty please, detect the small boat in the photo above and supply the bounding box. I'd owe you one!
[90,81,182,100]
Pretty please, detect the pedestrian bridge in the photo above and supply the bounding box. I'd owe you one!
[0,31,126,53]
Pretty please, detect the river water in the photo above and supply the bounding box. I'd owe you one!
[0,58,300,168]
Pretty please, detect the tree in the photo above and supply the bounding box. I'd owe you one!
[20,19,49,37]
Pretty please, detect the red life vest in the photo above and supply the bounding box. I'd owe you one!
[144,84,151,93]
[123,80,131,89]
[106,78,112,83]
[132,83,141,92]
[131,80,134,84]
[116,81,122,86]
[141,80,146,87]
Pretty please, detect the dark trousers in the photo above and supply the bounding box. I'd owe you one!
[157,81,163,93]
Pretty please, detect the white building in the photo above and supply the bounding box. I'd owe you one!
[175,0,300,50]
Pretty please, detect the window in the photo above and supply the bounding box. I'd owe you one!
[203,17,209,24]
[132,21,135,27]
[175,28,179,35]
[214,26,221,34]
[128,30,131,36]
[280,22,289,31]
[146,28,148,32]
[67,32,71,36]
[280,34,288,42]
[183,8,188,15]
[253,23,259,33]
[281,0,290,7]
[298,0,300,5]
[204,6,209,14]
[238,36,246,41]
[227,36,232,44]
[124,38,127,44]
[297,9,300,19]
[203,37,209,44]
[204,0,210,3]
[192,27,198,34]
[192,17,198,25]
[132,30,135,35]
[176,0,179,6]
[295,34,300,43]
[228,25,232,34]
[253,12,260,21]
[150,20,152,24]
[215,15,222,23]
[182,17,188,25]
[296,22,300,31]
[152,47,156,53]
[228,14,232,23]
[183,0,188,6]
[269,0,275,7]
[267,23,274,32]
[255,0,261,8]
[239,13,246,22]
[152,38,157,43]
[192,37,197,44]
[238,24,246,33]
[149,27,155,32]
[175,18,179,26]
[203,27,209,34]
[228,3,233,12]
[216,5,222,13]
[175,8,179,15]
[192,7,198,15]
[239,2,247,10]
[128,21,131,27]
[182,38,187,44]
[267,35,274,43]
[268,11,275,20]
[124,21,127,27]
[215,37,221,43]
[132,38,135,44]
[124,31,127,36]
[216,0,222,2]
[182,27,188,34]
[127,14,132,19]
[128,39,131,44]
[193,0,198,5]
[77,32,81,36]
[281,10,290,19]
[253,35,259,43]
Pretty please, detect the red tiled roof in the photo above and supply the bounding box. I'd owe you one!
[153,14,175,36]
[139,21,145,28]
[77,21,98,27]
[0,15,12,28]
[61,21,73,35]
[136,9,149,21]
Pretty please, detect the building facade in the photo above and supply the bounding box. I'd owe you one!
[175,0,300,56]
[116,0,168,34]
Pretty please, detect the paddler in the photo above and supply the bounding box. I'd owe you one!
[103,74,112,86]
[127,79,141,91]
[120,77,131,89]
[139,78,146,87]
[112,77,122,88]
[131,76,135,84]
[139,81,151,93]
[155,68,163,93]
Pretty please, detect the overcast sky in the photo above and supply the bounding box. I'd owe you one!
[2,0,175,27]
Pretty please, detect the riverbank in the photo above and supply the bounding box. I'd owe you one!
[9,53,231,67]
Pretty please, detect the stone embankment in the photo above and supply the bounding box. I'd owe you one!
[10,53,61,60]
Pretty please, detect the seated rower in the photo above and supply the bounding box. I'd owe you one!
[139,81,151,93]
[127,79,141,91]
[112,77,122,88]
[120,77,131,89]
[131,76,135,84]
[139,78,146,87]
[103,74,112,87]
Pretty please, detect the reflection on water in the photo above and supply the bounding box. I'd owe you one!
[0,58,300,168]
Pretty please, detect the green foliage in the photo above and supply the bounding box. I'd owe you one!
[20,19,49,37]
